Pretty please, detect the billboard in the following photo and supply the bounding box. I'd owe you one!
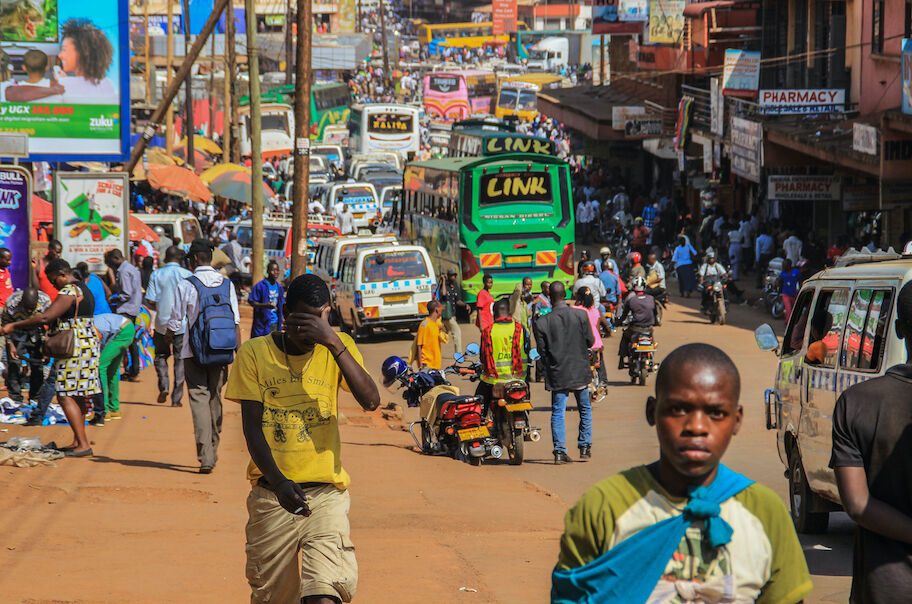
[0,166,32,290]
[722,50,761,97]
[619,0,649,20]
[903,39,912,115]
[0,0,130,161]
[646,0,685,45]
[592,0,644,35]
[492,0,518,35]
[54,172,129,273]
[759,89,845,115]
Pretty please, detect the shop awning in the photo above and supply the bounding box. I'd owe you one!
[537,85,653,141]
[683,0,756,18]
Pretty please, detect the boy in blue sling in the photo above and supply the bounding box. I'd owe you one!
[553,343,812,604]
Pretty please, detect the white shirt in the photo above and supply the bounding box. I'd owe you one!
[576,201,589,224]
[699,262,728,280]
[309,200,326,214]
[728,229,744,245]
[783,236,802,264]
[647,261,666,289]
[167,266,241,359]
[340,209,354,234]
[573,275,607,306]
[587,200,600,223]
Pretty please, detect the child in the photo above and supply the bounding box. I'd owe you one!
[552,343,812,603]
[4,49,62,103]
[779,258,802,322]
[248,261,284,338]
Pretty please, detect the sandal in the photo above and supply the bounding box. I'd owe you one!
[65,448,93,458]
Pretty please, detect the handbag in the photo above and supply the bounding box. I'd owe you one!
[41,288,82,359]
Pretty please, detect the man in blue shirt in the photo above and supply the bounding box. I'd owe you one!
[598,259,621,308]
[754,226,776,288]
[248,261,285,338]
[144,246,192,406]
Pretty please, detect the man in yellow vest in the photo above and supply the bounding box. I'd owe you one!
[477,299,530,412]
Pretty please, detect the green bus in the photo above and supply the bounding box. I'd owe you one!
[396,153,575,302]
[239,82,352,139]
[448,127,556,157]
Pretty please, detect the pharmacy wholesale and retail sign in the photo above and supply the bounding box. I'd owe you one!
[54,172,129,273]
[730,117,762,183]
[768,175,841,201]
[0,166,32,290]
[853,123,878,155]
[0,0,130,161]
[722,50,760,97]
[646,0,685,44]
[492,0,518,35]
[903,39,912,115]
[759,89,845,115]
[592,0,644,34]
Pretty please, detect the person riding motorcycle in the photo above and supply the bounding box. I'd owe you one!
[698,249,743,311]
[617,276,658,370]
[573,261,607,311]
[598,246,613,272]
[478,299,530,413]
[627,251,646,286]
[598,259,623,309]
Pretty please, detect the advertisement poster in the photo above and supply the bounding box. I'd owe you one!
[710,77,723,135]
[647,0,685,45]
[0,166,31,290]
[730,117,762,183]
[592,0,643,35]
[722,49,761,97]
[619,0,648,21]
[0,0,129,160]
[492,0,518,35]
[54,172,128,273]
[903,39,912,115]
[338,0,356,33]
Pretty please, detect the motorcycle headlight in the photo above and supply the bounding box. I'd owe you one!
[713,281,723,292]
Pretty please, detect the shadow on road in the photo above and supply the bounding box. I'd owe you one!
[120,400,172,408]
[89,455,200,474]
[799,513,855,577]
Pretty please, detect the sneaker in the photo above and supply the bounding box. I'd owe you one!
[90,416,105,427]
[579,445,592,460]
[157,391,168,403]
[554,451,572,465]
[199,466,213,474]
[105,411,122,421]
[24,416,43,427]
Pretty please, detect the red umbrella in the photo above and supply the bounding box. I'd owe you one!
[31,195,53,225]
[146,164,212,204]
[129,214,160,242]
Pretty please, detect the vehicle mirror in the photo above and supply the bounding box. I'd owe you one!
[529,348,540,361]
[754,324,779,352]
[453,352,465,363]
[374,254,385,265]
[465,342,480,356]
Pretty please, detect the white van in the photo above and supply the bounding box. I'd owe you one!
[758,250,912,534]
[326,182,381,231]
[335,245,436,338]
[312,234,399,291]
[234,218,293,274]
[135,213,202,251]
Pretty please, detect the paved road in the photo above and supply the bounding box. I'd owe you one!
[0,296,852,603]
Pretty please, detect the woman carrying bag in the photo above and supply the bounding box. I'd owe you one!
[2,259,100,457]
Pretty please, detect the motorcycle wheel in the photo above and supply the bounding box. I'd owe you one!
[717,298,727,325]
[420,422,433,454]
[509,429,524,465]
[468,455,483,466]
[637,359,646,386]
[771,299,785,320]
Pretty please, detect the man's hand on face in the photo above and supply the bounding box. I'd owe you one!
[286,307,340,350]
[274,479,311,516]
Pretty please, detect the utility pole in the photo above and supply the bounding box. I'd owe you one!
[285,0,294,85]
[209,31,216,138]
[166,0,174,153]
[290,0,312,278]
[380,0,389,78]
[226,0,240,163]
[245,0,265,285]
[144,0,151,104]
[222,54,230,163]
[182,0,195,170]
[599,35,605,85]
[128,0,230,173]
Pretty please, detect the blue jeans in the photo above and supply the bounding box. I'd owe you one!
[551,388,592,453]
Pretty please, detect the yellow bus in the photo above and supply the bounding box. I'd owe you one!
[419,21,529,49]
[494,73,565,121]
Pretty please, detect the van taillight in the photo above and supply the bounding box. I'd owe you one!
[557,243,575,276]
[461,248,480,280]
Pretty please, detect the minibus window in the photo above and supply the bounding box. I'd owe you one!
[847,289,893,371]
[810,288,849,369]
[782,290,814,356]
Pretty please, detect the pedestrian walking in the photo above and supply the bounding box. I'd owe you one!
[778,259,801,322]
[573,287,609,383]
[438,268,466,356]
[248,261,285,338]
[755,226,776,288]
[105,249,143,380]
[93,313,135,421]
[3,259,101,457]
[783,231,803,265]
[552,344,812,603]
[145,246,192,406]
[532,281,594,464]
[226,274,379,604]
[671,236,698,297]
[166,238,240,474]
[475,273,495,333]
[415,300,446,370]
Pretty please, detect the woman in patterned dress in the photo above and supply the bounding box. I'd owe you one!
[2,259,100,456]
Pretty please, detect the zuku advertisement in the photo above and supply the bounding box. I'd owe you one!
[54,172,129,273]
[0,0,129,160]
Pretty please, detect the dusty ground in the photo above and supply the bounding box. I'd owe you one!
[0,296,852,603]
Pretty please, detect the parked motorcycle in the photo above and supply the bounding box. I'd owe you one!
[763,257,785,319]
[626,328,657,386]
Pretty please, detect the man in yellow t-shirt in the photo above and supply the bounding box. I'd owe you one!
[415,300,446,370]
[226,274,380,604]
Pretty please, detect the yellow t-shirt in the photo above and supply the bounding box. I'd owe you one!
[225,333,365,490]
[416,317,442,369]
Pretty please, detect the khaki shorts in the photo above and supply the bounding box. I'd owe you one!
[245,484,358,603]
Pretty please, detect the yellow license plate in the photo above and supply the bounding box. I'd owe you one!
[458,426,490,441]
[505,402,533,411]
[384,294,409,303]
[353,213,365,218]
[635,345,656,352]
[506,255,532,264]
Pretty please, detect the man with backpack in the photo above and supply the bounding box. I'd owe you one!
[166,238,241,474]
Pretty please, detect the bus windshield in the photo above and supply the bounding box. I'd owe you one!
[261,113,289,132]
[518,90,537,111]
[497,89,518,110]
[236,226,287,250]
[337,186,375,204]
[362,251,429,282]
[367,113,414,134]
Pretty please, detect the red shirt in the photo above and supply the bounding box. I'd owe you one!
[476,289,494,332]
[0,268,12,307]
[37,258,58,302]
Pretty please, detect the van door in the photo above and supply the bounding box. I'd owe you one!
[335,258,354,326]
[777,288,816,458]
[801,285,850,499]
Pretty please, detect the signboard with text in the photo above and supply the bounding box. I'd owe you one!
[0,166,31,290]
[768,175,841,201]
[730,117,762,182]
[0,0,130,161]
[625,118,662,139]
[759,89,845,115]
[646,0,684,44]
[592,0,644,34]
[722,50,761,97]
[619,0,648,20]
[612,105,645,129]
[853,123,878,156]
[903,39,912,115]
[54,172,129,273]
[492,0,518,35]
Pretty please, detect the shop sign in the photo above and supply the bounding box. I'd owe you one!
[759,89,845,115]
[730,117,762,183]
[593,0,644,34]
[492,0,518,34]
[710,77,723,136]
[903,39,912,115]
[722,50,760,98]
[768,175,841,201]
[612,106,645,129]
[625,118,662,139]
[646,0,685,45]
[842,184,878,211]
[853,123,879,155]
[619,0,648,20]
[264,15,285,26]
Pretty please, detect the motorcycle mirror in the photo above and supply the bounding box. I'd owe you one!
[529,348,540,361]
[754,324,779,353]
[453,352,466,363]
[465,343,480,356]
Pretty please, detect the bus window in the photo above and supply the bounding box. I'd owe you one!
[518,90,538,111]
[362,251,429,282]
[498,89,518,110]
[261,113,289,132]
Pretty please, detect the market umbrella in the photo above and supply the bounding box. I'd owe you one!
[145,146,184,166]
[171,146,213,173]
[31,195,53,225]
[208,170,275,205]
[200,162,251,184]
[146,164,212,204]
[129,214,160,242]
[178,135,222,156]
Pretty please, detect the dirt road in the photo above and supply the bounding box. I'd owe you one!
[0,298,852,603]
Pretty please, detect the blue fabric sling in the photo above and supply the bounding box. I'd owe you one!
[551,464,754,604]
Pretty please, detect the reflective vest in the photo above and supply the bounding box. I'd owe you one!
[481,319,527,384]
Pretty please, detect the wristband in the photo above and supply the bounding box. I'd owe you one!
[332,347,348,362]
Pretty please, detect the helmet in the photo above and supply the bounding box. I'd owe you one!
[603,259,616,272]
[631,276,646,291]
[581,261,597,274]
[635,217,644,224]
[705,248,716,259]
[381,356,408,387]
[629,251,642,264]
[599,246,611,256]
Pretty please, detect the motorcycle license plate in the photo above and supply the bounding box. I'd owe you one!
[353,212,365,219]
[635,345,656,352]
[505,402,532,412]
[458,426,490,441]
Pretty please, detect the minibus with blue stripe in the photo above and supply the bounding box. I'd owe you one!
[326,182,381,232]
[334,244,436,339]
